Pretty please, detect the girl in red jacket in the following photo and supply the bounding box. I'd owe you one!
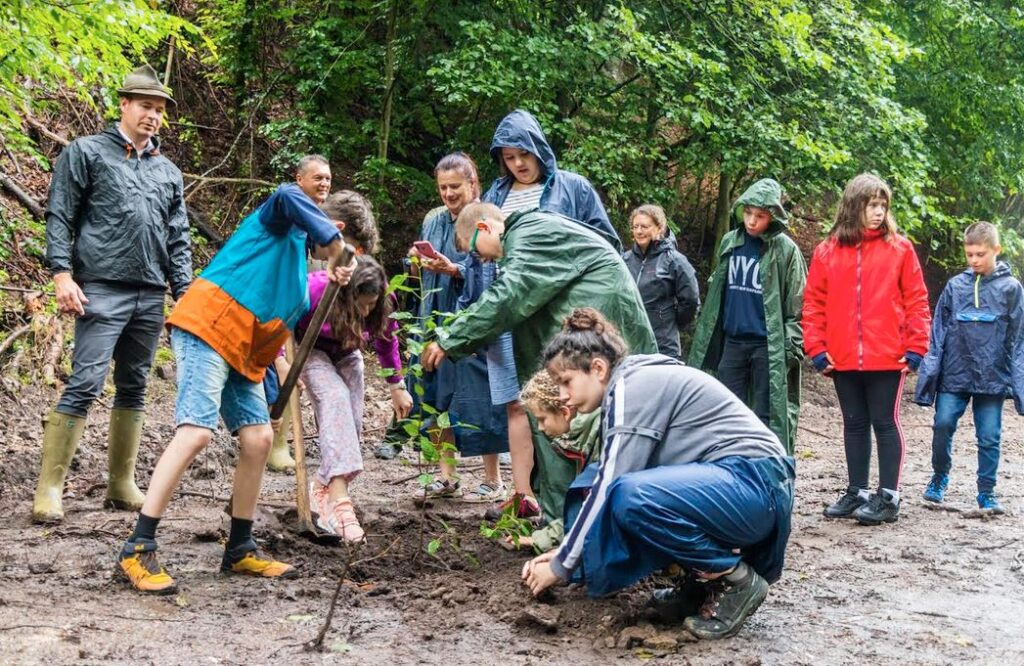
[802,173,930,526]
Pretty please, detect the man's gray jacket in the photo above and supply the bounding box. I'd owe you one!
[45,124,192,298]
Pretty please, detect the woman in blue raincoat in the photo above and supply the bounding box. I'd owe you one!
[403,153,508,499]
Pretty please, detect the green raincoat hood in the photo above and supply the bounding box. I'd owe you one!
[733,178,789,236]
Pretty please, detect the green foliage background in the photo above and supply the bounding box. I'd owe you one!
[2,0,1024,275]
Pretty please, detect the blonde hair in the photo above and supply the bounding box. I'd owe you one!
[521,370,563,415]
[630,204,668,239]
[963,221,1000,248]
[455,202,504,242]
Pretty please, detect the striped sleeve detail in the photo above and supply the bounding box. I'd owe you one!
[555,376,627,572]
[499,185,543,215]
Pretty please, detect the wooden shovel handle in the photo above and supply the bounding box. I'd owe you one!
[270,242,355,420]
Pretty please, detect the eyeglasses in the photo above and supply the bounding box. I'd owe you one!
[469,227,480,255]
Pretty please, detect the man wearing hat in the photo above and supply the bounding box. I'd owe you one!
[33,64,193,523]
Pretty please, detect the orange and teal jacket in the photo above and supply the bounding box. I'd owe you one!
[167,183,340,382]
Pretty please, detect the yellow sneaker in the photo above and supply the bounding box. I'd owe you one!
[118,539,177,594]
[222,550,297,578]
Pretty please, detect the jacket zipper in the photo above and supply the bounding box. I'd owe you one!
[856,245,864,369]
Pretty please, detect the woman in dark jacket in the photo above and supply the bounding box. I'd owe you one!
[623,204,700,358]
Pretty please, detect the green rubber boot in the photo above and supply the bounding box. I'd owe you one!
[266,404,296,473]
[104,408,147,511]
[32,410,86,524]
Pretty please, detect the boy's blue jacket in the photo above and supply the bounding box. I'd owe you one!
[914,261,1024,413]
[482,109,619,250]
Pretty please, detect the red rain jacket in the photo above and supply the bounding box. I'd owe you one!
[802,229,930,371]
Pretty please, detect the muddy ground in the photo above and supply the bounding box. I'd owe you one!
[0,363,1021,666]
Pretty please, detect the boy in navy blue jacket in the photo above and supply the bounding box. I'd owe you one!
[914,222,1024,513]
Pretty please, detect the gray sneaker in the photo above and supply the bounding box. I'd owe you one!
[683,566,769,640]
[413,479,462,504]
[463,482,507,504]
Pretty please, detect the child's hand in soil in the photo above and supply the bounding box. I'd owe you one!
[522,551,564,597]
[390,385,413,419]
[501,534,534,551]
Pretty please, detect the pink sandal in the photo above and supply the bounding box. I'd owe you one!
[318,497,365,543]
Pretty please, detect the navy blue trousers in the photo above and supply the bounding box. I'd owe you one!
[579,455,794,597]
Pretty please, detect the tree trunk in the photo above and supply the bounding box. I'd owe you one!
[711,170,733,269]
[377,0,398,186]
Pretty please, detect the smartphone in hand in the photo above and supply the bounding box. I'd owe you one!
[413,240,440,260]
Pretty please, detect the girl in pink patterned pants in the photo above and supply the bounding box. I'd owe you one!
[291,257,412,541]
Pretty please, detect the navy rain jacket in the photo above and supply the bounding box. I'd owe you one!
[915,261,1024,413]
[482,109,619,250]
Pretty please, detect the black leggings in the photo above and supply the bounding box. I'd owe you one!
[832,371,906,492]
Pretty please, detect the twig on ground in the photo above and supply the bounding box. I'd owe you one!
[176,490,292,509]
[308,537,401,651]
[50,526,122,539]
[798,424,832,439]
[920,502,962,513]
[0,323,31,358]
[969,538,1019,551]
[0,285,50,295]
[105,614,190,623]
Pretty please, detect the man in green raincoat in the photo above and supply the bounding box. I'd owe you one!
[422,202,657,521]
[689,179,806,454]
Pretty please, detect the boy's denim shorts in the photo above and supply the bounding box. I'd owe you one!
[170,328,269,434]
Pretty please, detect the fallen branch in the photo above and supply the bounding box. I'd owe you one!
[25,115,70,146]
[0,323,31,359]
[920,502,962,513]
[176,489,292,509]
[183,173,275,187]
[0,173,45,219]
[186,208,224,246]
[0,285,50,296]
[40,314,64,385]
[0,624,66,632]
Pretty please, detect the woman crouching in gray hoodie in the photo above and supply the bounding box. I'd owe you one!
[522,307,795,640]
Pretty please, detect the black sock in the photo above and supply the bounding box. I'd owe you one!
[226,517,254,553]
[130,512,160,543]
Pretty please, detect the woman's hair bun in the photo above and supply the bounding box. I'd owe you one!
[564,307,604,333]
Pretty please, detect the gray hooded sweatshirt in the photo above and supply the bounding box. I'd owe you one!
[551,354,785,579]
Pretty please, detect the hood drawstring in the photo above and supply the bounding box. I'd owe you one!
[975,273,981,309]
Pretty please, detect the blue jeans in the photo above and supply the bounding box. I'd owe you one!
[931,392,1002,492]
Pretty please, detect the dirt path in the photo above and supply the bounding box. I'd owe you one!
[1,368,1021,665]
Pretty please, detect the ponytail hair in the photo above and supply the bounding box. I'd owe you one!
[435,151,481,200]
[542,307,628,373]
